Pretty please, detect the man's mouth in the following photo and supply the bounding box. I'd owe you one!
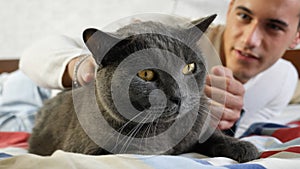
[235,50,259,61]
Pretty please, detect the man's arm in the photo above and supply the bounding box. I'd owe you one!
[19,35,91,89]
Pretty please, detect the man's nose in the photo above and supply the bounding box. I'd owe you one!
[241,22,262,49]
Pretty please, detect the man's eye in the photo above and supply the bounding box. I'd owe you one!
[266,23,284,31]
[237,13,251,22]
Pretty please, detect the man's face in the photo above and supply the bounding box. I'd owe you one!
[223,0,300,83]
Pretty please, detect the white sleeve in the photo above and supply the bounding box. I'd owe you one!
[235,59,298,137]
[19,35,91,89]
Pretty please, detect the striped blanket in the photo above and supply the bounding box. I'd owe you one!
[1,120,300,169]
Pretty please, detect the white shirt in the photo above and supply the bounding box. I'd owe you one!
[236,59,298,137]
[20,35,91,89]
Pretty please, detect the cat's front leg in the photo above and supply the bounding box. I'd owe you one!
[195,130,260,163]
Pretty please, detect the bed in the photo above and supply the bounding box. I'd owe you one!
[0,50,300,169]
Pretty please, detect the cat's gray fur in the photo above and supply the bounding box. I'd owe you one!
[29,15,260,162]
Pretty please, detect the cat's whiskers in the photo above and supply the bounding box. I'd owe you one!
[138,114,158,151]
[128,114,155,153]
[97,109,151,154]
[119,112,153,154]
[119,118,146,153]
[174,96,203,119]
[113,119,144,152]
[107,107,158,153]
[115,110,150,141]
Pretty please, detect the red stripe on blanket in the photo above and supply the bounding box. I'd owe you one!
[0,132,30,149]
[288,120,300,126]
[271,127,300,142]
[260,146,300,158]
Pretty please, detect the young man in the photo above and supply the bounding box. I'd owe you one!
[19,0,299,137]
[205,0,300,136]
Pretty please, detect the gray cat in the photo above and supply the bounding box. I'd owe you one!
[29,14,260,163]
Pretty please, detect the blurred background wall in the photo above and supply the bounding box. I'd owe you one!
[0,0,230,59]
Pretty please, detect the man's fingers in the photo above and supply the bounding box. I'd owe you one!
[209,100,241,121]
[82,72,95,83]
[78,56,97,85]
[209,65,244,96]
[218,120,235,130]
[206,75,245,96]
[204,85,244,110]
[208,100,239,130]
[206,66,245,131]
[211,65,233,78]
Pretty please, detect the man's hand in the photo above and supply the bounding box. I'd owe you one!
[75,55,97,86]
[204,66,245,130]
[63,55,96,87]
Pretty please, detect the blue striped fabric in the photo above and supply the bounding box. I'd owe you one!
[0,153,12,159]
[137,155,266,169]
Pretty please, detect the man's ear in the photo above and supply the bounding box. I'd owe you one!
[289,31,300,49]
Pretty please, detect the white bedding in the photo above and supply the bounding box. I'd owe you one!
[0,104,299,169]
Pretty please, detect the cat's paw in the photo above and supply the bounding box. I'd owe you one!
[229,141,260,163]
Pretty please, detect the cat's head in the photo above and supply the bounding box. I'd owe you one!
[82,14,216,125]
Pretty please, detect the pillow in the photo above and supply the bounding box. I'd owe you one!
[290,80,300,104]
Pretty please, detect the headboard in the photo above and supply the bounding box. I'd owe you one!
[0,59,19,74]
[0,50,300,77]
[282,50,300,78]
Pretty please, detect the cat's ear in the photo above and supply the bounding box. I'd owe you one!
[83,28,120,66]
[184,14,217,46]
[191,14,217,33]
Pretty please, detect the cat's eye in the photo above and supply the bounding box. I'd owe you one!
[182,63,196,75]
[137,70,155,81]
